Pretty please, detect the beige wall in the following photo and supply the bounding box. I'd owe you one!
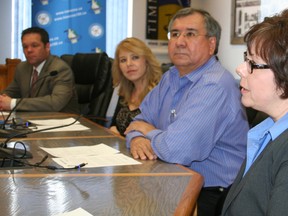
[130,0,169,64]
[130,0,245,77]
[191,0,245,77]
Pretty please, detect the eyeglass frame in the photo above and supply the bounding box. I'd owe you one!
[244,51,270,74]
[167,30,208,40]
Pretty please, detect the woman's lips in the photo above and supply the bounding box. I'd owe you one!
[240,86,249,94]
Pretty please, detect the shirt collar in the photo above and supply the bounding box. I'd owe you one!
[249,112,288,141]
[34,60,46,75]
[186,56,218,80]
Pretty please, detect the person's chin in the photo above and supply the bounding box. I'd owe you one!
[172,58,190,66]
[27,60,40,67]
[241,97,253,108]
[26,59,35,64]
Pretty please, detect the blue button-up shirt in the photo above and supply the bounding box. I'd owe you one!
[244,112,288,175]
[126,56,249,187]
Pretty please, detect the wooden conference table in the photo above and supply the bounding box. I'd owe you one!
[0,112,203,216]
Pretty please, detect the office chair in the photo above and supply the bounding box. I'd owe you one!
[61,52,114,126]
[245,107,268,128]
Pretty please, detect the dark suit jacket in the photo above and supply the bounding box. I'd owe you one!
[221,128,288,216]
[3,55,79,113]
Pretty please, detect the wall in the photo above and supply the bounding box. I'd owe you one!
[131,0,246,77]
[131,0,169,64]
[0,1,13,64]
[1,0,246,76]
[191,0,245,78]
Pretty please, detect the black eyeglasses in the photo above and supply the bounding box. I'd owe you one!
[244,51,270,74]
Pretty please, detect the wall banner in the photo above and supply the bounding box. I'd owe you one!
[146,0,190,41]
[32,0,106,56]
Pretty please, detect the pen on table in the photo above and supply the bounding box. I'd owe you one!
[74,163,88,169]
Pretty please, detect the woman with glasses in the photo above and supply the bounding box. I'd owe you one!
[221,9,288,216]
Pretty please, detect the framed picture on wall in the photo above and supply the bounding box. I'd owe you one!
[231,0,288,44]
[231,0,260,44]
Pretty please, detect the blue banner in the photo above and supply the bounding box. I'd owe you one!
[32,0,106,56]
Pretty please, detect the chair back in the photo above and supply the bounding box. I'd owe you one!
[245,107,268,128]
[61,52,114,125]
[0,58,21,91]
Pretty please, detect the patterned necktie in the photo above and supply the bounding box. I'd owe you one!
[31,69,38,97]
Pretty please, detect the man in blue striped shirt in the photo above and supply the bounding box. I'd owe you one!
[125,8,249,216]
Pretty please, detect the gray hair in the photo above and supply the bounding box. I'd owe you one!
[168,7,221,55]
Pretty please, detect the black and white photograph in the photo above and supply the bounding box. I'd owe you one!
[231,0,260,44]
[231,0,288,44]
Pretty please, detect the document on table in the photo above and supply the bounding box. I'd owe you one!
[40,143,119,157]
[28,117,90,132]
[55,208,93,216]
[29,118,79,126]
[40,143,141,168]
[0,111,13,121]
[53,153,141,168]
[0,111,9,118]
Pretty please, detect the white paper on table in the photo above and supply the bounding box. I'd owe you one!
[31,124,90,132]
[40,143,120,157]
[27,117,90,132]
[54,207,93,216]
[52,153,142,168]
[0,112,12,121]
[28,117,80,126]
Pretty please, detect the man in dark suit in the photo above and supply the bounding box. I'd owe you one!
[0,27,79,113]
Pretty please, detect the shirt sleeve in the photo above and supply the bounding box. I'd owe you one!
[127,79,236,167]
[125,78,164,147]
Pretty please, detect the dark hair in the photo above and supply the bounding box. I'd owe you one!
[168,7,221,55]
[244,9,288,98]
[21,27,50,44]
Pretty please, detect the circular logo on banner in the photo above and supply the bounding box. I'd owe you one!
[36,11,52,26]
[89,24,103,38]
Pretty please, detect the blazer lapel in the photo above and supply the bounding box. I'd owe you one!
[33,55,54,96]
[21,66,34,97]
[222,140,272,213]
[38,55,53,79]
[221,160,246,213]
[222,128,288,215]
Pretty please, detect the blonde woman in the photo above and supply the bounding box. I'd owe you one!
[109,37,162,136]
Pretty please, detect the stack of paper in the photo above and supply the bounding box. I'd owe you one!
[55,208,93,216]
[28,117,90,132]
[40,143,141,168]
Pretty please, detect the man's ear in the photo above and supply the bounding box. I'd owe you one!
[208,36,216,55]
[45,42,51,52]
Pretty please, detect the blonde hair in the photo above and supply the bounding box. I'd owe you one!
[112,37,162,106]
